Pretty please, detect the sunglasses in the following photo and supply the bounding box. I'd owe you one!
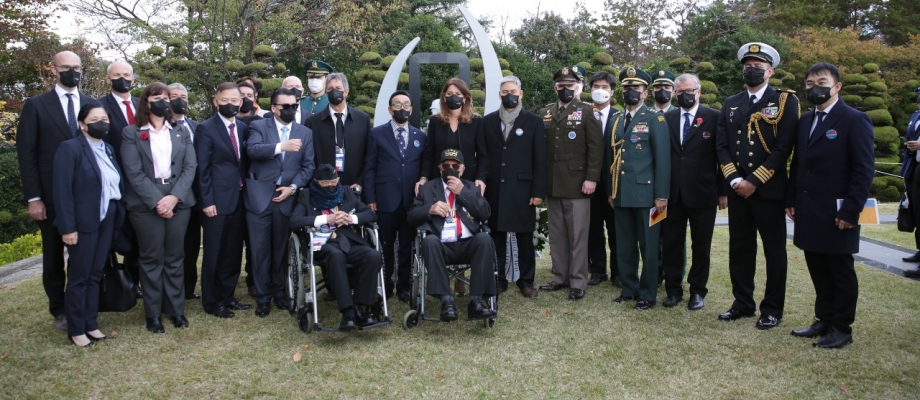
[441,163,461,170]
[273,103,299,110]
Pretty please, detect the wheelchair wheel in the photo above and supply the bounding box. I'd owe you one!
[402,309,419,330]
[298,308,314,334]
[287,233,303,315]
[409,256,422,309]
[484,317,496,328]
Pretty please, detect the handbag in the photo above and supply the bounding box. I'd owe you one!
[98,253,138,312]
[898,191,915,233]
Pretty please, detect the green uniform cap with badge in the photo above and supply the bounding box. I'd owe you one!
[305,59,334,75]
[554,65,587,83]
[619,67,652,87]
[736,42,780,68]
[651,70,676,87]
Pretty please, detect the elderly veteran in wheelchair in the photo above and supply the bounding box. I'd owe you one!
[407,149,497,322]
[289,164,382,331]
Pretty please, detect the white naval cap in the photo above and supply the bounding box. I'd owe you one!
[737,42,780,68]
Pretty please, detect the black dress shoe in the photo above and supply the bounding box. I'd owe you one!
[791,320,829,338]
[539,281,568,291]
[398,291,411,303]
[718,308,755,321]
[467,300,493,320]
[687,294,705,310]
[756,315,781,330]
[568,288,586,301]
[813,328,853,348]
[587,273,608,286]
[185,293,200,300]
[662,295,682,308]
[324,291,337,302]
[226,300,251,310]
[634,300,655,310]
[440,298,458,322]
[338,309,358,331]
[135,287,143,299]
[354,306,375,327]
[611,276,622,288]
[274,298,290,310]
[902,253,920,262]
[208,307,235,319]
[146,317,165,334]
[255,302,271,318]
[904,267,920,278]
[613,295,638,303]
[171,315,189,329]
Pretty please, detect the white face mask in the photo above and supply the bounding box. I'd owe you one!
[591,89,611,104]
[307,78,325,94]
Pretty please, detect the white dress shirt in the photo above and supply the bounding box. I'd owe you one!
[111,92,135,125]
[55,84,80,126]
[596,105,610,132]
[218,114,241,159]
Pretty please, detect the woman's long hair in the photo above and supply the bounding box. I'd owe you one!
[135,82,173,128]
[437,78,473,125]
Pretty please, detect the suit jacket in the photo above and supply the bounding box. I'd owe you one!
[407,178,490,236]
[786,100,874,254]
[716,86,799,199]
[16,88,97,205]
[289,186,377,247]
[900,110,920,185]
[482,109,547,233]
[245,117,315,215]
[175,118,201,210]
[304,104,372,187]
[98,93,139,162]
[364,121,427,213]
[194,114,249,215]
[664,106,726,208]
[421,115,489,182]
[52,135,125,234]
[540,100,604,198]
[603,105,670,208]
[120,124,197,211]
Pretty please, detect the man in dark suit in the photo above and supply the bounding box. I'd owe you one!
[364,90,427,302]
[482,76,546,298]
[245,88,315,316]
[16,50,97,331]
[280,76,309,125]
[195,82,251,318]
[407,149,497,321]
[785,62,875,348]
[715,42,799,329]
[290,164,381,331]
[587,71,620,287]
[661,73,726,310]
[305,73,372,192]
[900,95,920,273]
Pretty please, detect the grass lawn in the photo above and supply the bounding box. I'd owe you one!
[1,227,920,399]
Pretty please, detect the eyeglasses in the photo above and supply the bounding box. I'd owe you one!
[273,103,299,110]
[391,102,412,110]
[316,178,339,185]
[441,163,461,170]
[674,88,699,95]
[55,64,82,72]
[306,74,326,79]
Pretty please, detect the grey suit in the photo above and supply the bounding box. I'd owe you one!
[120,123,197,319]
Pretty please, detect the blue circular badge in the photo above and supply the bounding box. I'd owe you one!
[516,128,524,136]
[413,140,420,148]
[825,130,838,140]
[568,131,576,139]
[630,135,639,143]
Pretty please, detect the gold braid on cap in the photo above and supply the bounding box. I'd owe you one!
[608,115,625,200]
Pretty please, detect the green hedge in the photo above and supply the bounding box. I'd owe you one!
[0,233,41,265]
[862,96,887,110]
[700,80,718,94]
[0,209,35,244]
[842,74,868,85]
[867,109,894,126]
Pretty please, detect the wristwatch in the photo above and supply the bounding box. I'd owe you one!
[289,184,297,192]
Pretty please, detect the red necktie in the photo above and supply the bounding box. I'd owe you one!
[448,192,462,237]
[123,100,135,125]
[229,123,242,187]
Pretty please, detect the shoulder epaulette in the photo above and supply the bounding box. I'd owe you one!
[779,88,797,94]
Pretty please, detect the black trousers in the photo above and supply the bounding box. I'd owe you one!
[314,237,381,311]
[493,231,535,289]
[804,251,858,334]
[183,209,201,294]
[661,195,716,298]
[727,193,787,317]
[36,205,66,317]
[246,201,290,304]
[199,196,246,313]
[64,204,115,336]
[910,164,920,251]
[421,233,497,298]
[118,219,141,287]
[377,202,413,294]
[588,190,618,278]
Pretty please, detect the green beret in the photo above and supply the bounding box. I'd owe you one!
[651,70,676,86]
[305,60,333,75]
[619,67,652,87]
[554,65,586,82]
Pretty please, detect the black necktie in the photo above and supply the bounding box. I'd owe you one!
[749,95,756,107]
[66,93,78,137]
[810,111,826,138]
[334,112,344,147]
[624,112,632,130]
[682,112,691,148]
[396,127,406,158]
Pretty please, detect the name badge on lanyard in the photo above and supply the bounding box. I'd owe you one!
[335,146,345,172]
[441,196,459,243]
[312,208,339,250]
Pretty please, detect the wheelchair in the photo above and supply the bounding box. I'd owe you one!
[286,222,392,333]
[402,227,498,329]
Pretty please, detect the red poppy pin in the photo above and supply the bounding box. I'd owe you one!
[140,132,149,141]
[696,117,704,125]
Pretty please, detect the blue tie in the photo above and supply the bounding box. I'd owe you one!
[682,112,691,148]
[277,126,289,185]
[66,93,78,137]
[396,127,406,158]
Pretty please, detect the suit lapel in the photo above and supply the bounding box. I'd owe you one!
[407,128,423,158]
[41,91,72,140]
[169,125,183,163]
[666,111,681,150]
[809,101,845,147]
[137,128,154,166]
[79,136,103,182]
[504,116,526,144]
[383,123,403,157]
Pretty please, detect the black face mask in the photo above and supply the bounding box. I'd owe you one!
[149,99,169,117]
[218,103,239,118]
[805,86,834,106]
[324,184,338,194]
[556,88,575,104]
[677,92,697,109]
[743,67,767,88]
[392,109,410,124]
[169,98,187,115]
[623,90,642,106]
[59,69,81,88]
[278,107,296,124]
[239,98,254,114]
[445,95,464,110]
[86,121,109,139]
[441,167,460,181]
[291,88,303,100]
[654,90,672,104]
[501,93,520,109]
[328,89,345,106]
[111,77,132,94]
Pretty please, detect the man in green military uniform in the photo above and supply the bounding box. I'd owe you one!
[649,69,677,114]
[300,59,333,116]
[603,67,670,310]
[537,65,604,301]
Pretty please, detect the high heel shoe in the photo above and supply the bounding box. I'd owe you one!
[69,336,94,348]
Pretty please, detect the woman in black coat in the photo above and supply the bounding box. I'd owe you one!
[53,103,124,347]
